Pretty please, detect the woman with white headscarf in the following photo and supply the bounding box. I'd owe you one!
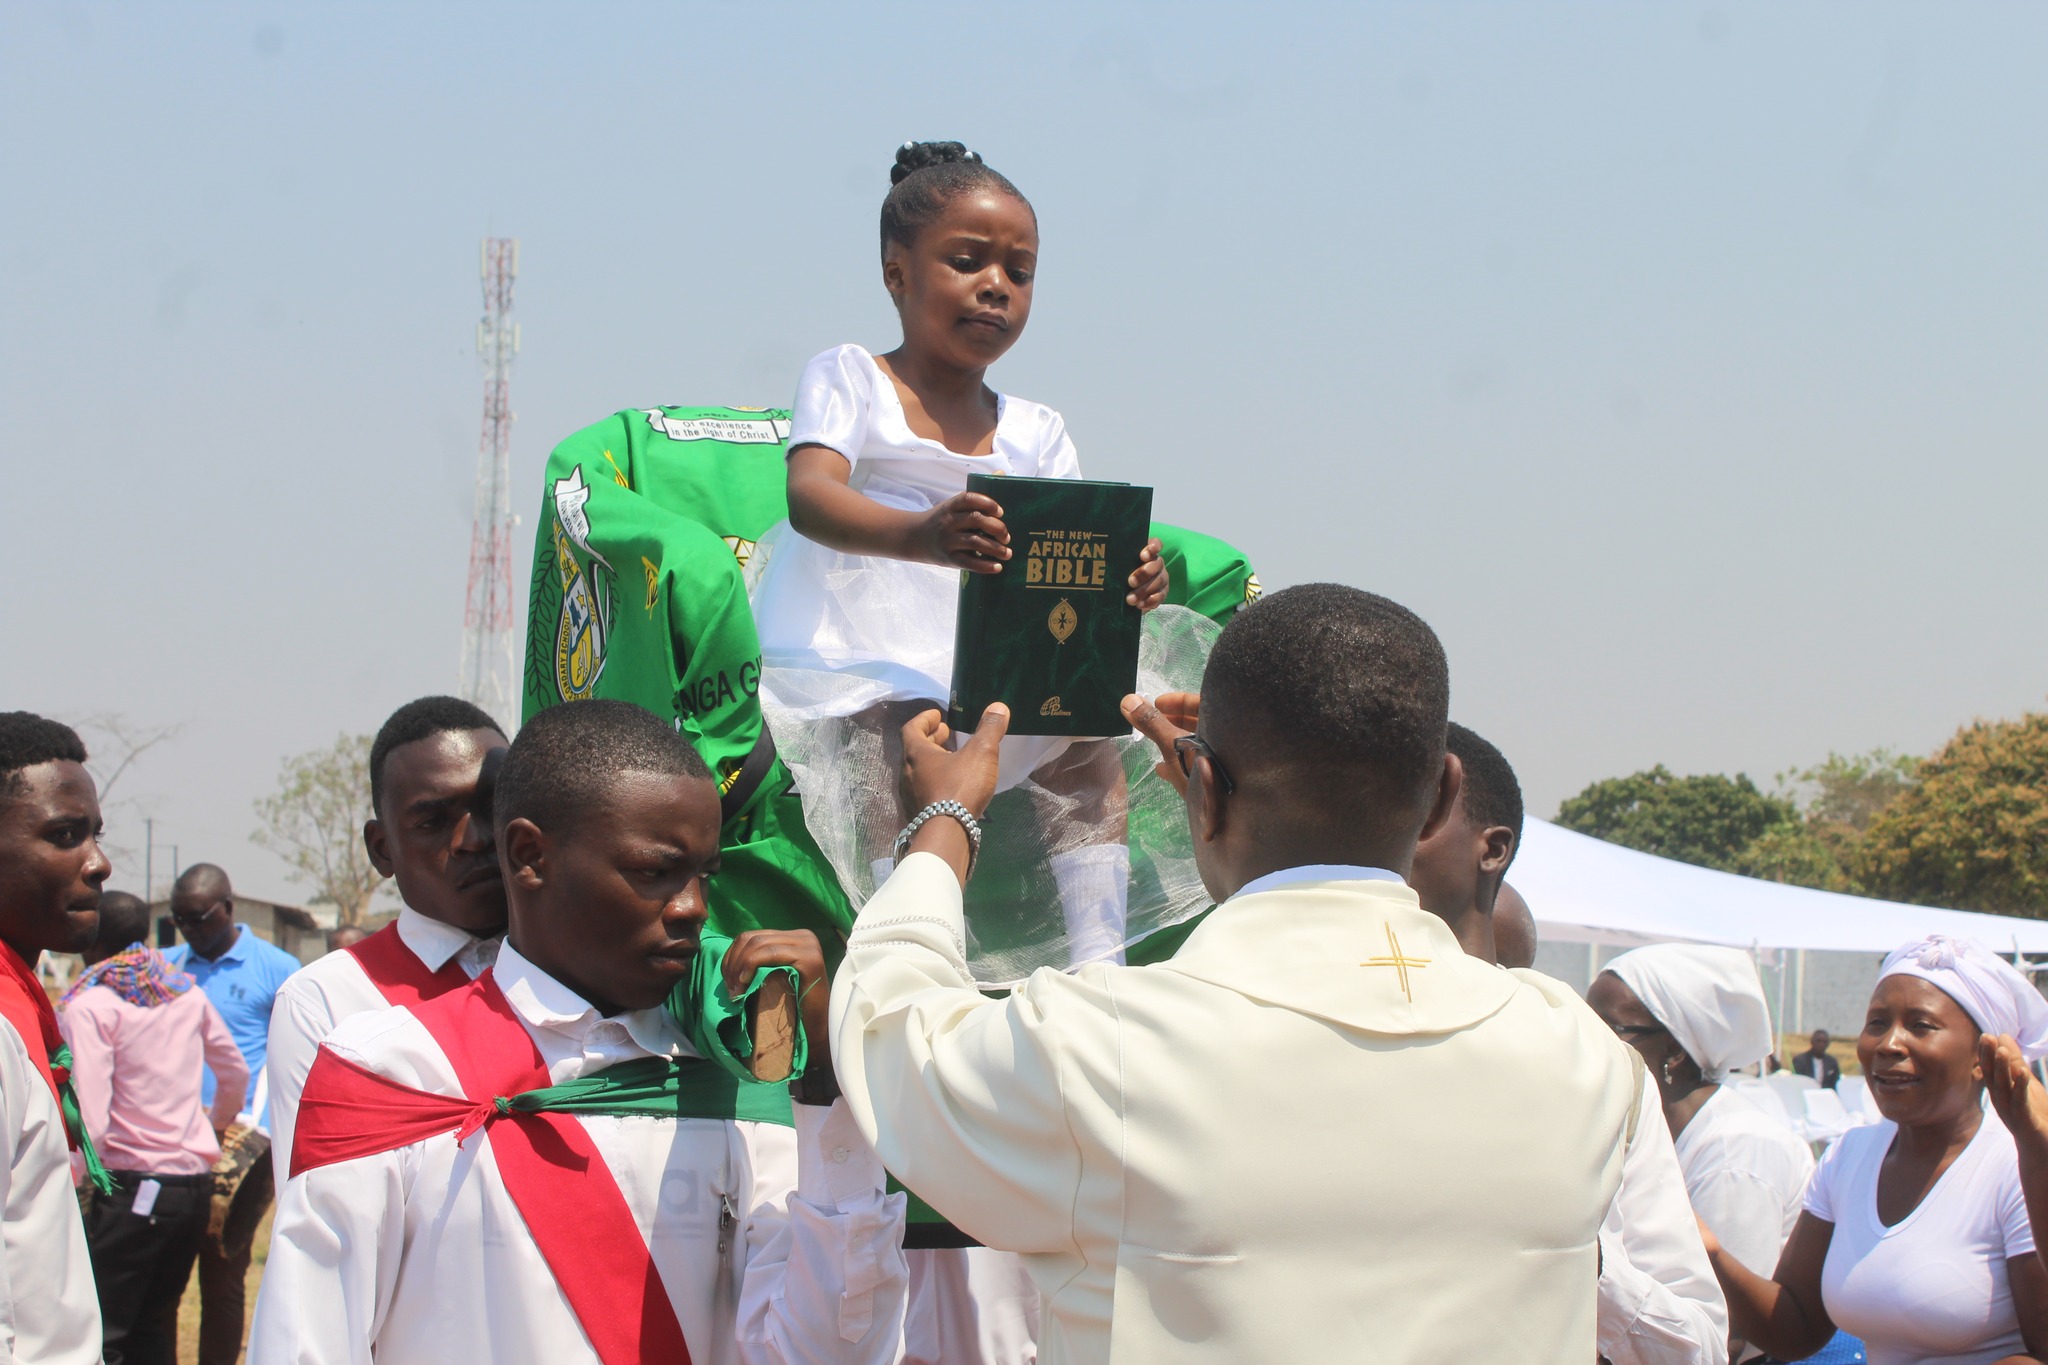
[1590,946,1816,1361]
[1702,934,2048,1365]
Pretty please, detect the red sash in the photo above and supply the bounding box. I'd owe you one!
[292,971,694,1365]
[0,940,72,1137]
[343,921,472,1008]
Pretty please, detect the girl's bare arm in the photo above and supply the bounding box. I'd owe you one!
[787,444,1011,573]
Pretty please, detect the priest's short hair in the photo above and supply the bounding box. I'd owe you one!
[1202,584,1449,819]
[495,700,712,836]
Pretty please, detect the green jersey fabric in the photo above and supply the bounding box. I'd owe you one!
[521,407,854,955]
[1153,521,1262,625]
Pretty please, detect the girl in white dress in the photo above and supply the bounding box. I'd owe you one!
[1704,935,2048,1365]
[748,141,1168,971]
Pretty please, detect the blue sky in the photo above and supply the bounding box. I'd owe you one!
[4,2,2044,906]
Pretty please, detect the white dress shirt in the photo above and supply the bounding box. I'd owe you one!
[0,1014,100,1365]
[1590,1064,1733,1365]
[249,941,907,1365]
[265,905,499,1172]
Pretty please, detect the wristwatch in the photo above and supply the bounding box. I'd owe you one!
[788,1058,842,1107]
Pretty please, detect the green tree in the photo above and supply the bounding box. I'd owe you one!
[252,732,387,926]
[1854,714,2048,918]
[1732,822,1857,893]
[1778,749,1921,832]
[1554,765,1798,871]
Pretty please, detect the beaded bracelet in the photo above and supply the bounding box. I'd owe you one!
[892,799,984,877]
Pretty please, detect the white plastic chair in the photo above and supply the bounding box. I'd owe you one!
[1731,1078,1798,1133]
[1837,1075,1877,1124]
[1803,1087,1856,1144]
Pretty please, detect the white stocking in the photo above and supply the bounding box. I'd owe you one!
[1050,844,1130,967]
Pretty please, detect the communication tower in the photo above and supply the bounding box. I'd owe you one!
[459,237,520,729]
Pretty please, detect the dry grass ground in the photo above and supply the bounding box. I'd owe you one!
[173,1209,270,1364]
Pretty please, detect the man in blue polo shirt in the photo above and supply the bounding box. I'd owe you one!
[163,863,299,1365]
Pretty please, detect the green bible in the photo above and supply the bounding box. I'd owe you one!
[948,473,1155,737]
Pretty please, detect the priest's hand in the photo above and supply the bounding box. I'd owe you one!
[1127,537,1169,610]
[1121,692,1202,796]
[723,929,834,1098]
[900,705,1009,885]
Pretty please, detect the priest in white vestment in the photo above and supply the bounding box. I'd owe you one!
[251,700,907,1365]
[266,696,509,1170]
[831,585,1646,1364]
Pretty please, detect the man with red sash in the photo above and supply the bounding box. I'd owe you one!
[265,696,509,1171]
[250,699,907,1364]
[0,712,113,1365]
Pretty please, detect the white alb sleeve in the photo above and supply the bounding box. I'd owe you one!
[247,1150,409,1365]
[829,852,1089,1256]
[734,1099,908,1364]
[789,346,874,466]
[1597,1070,1731,1365]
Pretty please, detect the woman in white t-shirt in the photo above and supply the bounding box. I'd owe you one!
[1591,944,1815,1361]
[1705,935,2048,1365]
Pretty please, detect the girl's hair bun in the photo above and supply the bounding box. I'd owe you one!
[891,140,983,186]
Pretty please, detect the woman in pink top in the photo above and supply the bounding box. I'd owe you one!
[62,891,247,1365]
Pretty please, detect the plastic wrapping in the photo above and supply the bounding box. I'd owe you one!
[761,605,1221,984]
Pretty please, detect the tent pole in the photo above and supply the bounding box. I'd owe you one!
[1794,948,1806,1035]
[1588,941,1599,991]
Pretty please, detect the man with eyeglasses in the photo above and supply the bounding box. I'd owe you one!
[827,584,1649,1364]
[164,862,299,1365]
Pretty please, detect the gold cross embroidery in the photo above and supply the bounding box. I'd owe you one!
[1362,923,1431,1002]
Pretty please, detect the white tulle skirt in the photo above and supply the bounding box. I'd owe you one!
[748,523,1220,983]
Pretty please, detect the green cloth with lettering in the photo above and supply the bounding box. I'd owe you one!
[521,406,854,956]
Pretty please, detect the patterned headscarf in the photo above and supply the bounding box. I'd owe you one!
[60,943,196,1011]
[1880,934,2048,1059]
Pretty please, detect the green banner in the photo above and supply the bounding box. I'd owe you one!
[521,406,853,954]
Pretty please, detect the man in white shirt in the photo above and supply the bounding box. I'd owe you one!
[1410,723,1729,1365]
[0,711,111,1365]
[265,695,509,1170]
[250,698,907,1364]
[831,584,1646,1364]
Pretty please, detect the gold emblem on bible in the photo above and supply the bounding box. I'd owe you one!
[1048,598,1078,643]
[1040,696,1072,717]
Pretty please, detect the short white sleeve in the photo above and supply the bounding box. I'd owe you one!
[1802,1125,1853,1224]
[789,345,874,465]
[1036,408,1082,481]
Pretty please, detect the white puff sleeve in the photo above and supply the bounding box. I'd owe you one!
[1031,406,1082,481]
[788,345,875,466]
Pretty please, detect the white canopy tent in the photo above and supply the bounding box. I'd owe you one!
[1513,818,2048,955]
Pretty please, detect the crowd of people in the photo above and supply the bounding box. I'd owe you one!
[5,140,2048,1365]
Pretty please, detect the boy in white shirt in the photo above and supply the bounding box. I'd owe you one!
[251,699,907,1364]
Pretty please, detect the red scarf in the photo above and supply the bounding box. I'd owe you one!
[0,938,113,1190]
[343,921,472,1008]
[0,939,73,1125]
[293,971,694,1365]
